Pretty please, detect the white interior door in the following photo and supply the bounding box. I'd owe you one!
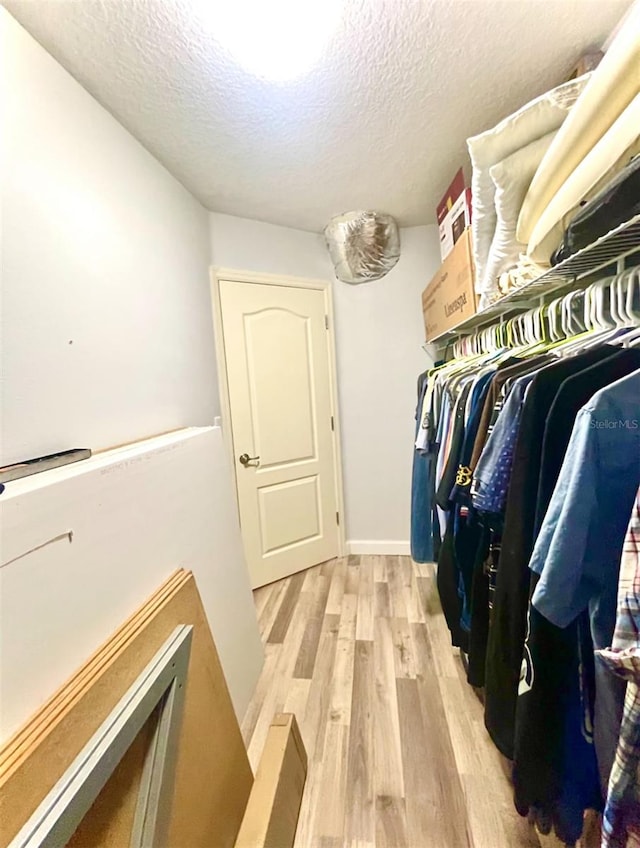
[218,279,341,588]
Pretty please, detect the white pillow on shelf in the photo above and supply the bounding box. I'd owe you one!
[479,130,557,303]
[527,94,640,263]
[518,7,640,243]
[467,74,589,294]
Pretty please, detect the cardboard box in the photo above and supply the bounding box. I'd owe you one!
[437,168,465,222]
[235,713,307,848]
[437,169,472,261]
[422,229,476,341]
[567,51,602,80]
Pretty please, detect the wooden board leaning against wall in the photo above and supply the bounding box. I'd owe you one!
[0,570,306,848]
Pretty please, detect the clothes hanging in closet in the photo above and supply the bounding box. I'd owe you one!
[524,368,640,806]
[410,326,640,845]
[512,364,640,842]
[411,372,435,563]
[596,487,640,848]
[484,344,624,760]
[413,353,513,649]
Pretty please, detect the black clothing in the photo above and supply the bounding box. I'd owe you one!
[484,344,619,758]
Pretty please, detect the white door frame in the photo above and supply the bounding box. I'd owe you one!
[210,267,347,560]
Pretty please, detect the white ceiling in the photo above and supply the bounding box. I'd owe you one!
[3,0,633,232]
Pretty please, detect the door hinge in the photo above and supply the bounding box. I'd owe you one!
[336,511,340,525]
[325,315,329,330]
[330,415,335,431]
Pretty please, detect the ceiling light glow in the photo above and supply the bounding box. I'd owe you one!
[205,0,342,82]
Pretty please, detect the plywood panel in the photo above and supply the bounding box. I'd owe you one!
[65,715,158,848]
[0,571,187,779]
[0,572,254,848]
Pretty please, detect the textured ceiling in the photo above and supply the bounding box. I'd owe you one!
[3,0,633,231]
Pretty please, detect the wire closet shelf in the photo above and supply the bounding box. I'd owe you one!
[429,213,640,347]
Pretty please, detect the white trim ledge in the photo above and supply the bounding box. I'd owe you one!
[346,541,411,556]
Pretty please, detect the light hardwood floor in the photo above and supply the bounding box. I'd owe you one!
[242,556,583,848]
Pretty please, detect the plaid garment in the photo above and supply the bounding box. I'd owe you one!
[597,487,640,848]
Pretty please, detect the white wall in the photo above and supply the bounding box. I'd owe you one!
[211,212,331,279]
[210,213,440,551]
[1,9,219,467]
[332,226,440,551]
[0,428,263,738]
[0,13,262,726]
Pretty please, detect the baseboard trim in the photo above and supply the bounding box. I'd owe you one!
[346,540,411,556]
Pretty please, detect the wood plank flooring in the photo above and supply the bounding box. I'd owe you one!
[243,556,581,848]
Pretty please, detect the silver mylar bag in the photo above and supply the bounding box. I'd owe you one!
[324,211,401,283]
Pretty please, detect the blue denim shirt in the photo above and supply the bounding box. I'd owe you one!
[471,371,536,514]
[530,368,640,813]
[530,368,640,647]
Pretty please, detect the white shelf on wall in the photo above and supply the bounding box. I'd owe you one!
[429,214,640,346]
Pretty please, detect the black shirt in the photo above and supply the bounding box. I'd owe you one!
[512,347,640,832]
[483,344,620,758]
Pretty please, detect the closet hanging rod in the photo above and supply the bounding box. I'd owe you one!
[429,213,640,347]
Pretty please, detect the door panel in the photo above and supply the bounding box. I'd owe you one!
[219,280,340,588]
[244,309,316,466]
[258,475,321,554]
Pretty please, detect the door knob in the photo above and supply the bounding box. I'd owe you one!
[239,453,260,467]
